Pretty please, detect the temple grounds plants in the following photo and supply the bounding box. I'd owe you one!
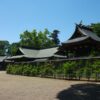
[6,60,100,81]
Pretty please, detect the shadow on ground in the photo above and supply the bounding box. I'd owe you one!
[57,83,100,100]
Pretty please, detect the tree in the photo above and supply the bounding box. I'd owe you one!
[0,41,9,56]
[8,43,20,56]
[50,30,60,46]
[20,29,57,49]
[20,30,32,47]
[76,68,84,80]
[63,62,76,79]
[92,60,100,81]
[84,61,92,81]
[89,23,100,37]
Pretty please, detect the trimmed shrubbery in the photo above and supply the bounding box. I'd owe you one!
[6,60,100,81]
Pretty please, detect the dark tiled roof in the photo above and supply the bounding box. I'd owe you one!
[63,25,100,44]
[78,27,100,41]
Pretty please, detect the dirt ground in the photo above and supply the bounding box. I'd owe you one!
[0,71,99,100]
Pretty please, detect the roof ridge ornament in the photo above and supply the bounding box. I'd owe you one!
[75,21,93,31]
[79,20,83,26]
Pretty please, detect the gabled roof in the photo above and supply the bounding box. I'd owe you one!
[78,27,100,41]
[15,47,58,59]
[63,24,100,44]
[19,47,58,58]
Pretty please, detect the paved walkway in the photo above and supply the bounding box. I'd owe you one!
[0,71,99,100]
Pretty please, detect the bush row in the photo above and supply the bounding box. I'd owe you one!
[6,60,100,81]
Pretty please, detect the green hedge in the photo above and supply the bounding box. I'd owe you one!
[6,60,100,81]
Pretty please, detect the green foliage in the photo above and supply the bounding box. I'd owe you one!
[40,63,54,77]
[8,43,20,56]
[62,62,76,79]
[20,29,58,49]
[30,68,38,76]
[7,28,60,56]
[76,68,84,80]
[50,30,60,46]
[6,64,12,73]
[6,60,100,81]
[7,64,23,75]
[90,23,100,37]
[84,67,91,80]
[0,41,9,56]
[22,65,32,76]
[55,66,63,75]
[92,60,100,80]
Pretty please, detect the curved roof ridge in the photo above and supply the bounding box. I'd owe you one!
[19,47,58,58]
[78,27,100,41]
[62,36,89,44]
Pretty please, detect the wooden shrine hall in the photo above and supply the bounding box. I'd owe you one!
[59,23,100,59]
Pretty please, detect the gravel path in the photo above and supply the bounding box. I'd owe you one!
[0,71,99,100]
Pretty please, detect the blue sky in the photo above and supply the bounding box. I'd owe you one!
[0,0,100,43]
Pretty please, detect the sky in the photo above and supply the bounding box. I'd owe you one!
[0,0,100,43]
